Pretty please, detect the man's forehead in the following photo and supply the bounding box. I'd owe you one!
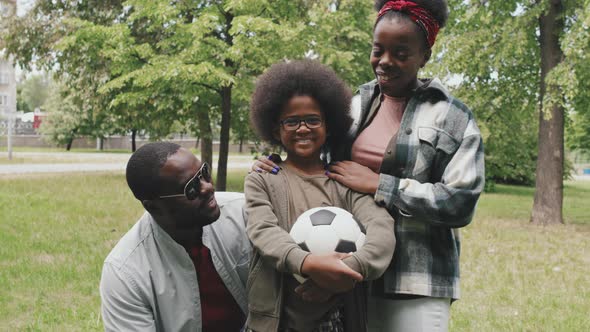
[160,148,199,182]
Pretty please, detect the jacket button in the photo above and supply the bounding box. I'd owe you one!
[406,128,412,135]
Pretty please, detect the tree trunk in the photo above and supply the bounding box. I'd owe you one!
[531,0,564,225]
[239,137,243,153]
[66,137,74,151]
[131,129,137,152]
[65,128,77,151]
[196,107,213,170]
[97,137,104,151]
[216,86,232,191]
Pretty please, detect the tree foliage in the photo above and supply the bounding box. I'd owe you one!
[432,0,589,186]
[3,0,589,193]
[18,73,52,112]
[561,0,590,154]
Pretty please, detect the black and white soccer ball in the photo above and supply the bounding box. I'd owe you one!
[290,206,366,283]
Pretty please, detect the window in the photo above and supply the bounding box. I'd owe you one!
[0,72,9,85]
[0,94,8,106]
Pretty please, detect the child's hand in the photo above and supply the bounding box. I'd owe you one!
[250,154,282,174]
[300,252,363,293]
[294,280,334,303]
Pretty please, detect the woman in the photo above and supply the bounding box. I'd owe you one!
[254,1,485,330]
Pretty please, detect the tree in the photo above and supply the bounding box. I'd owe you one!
[16,85,31,113]
[308,0,375,87]
[531,0,565,225]
[0,0,131,148]
[19,73,52,112]
[98,0,313,189]
[2,0,414,189]
[39,83,83,150]
[562,0,590,154]
[440,0,589,224]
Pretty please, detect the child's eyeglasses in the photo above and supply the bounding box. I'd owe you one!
[280,116,323,131]
[159,162,211,200]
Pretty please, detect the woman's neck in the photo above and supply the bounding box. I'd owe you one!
[382,78,422,98]
[284,156,325,175]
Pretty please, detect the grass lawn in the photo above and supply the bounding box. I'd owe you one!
[0,173,588,330]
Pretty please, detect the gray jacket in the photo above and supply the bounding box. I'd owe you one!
[100,192,251,332]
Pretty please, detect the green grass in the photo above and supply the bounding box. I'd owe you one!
[0,172,138,331]
[451,182,590,331]
[1,174,589,330]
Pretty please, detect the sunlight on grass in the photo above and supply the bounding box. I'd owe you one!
[0,174,588,330]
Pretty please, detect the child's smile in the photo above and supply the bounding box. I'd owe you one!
[276,95,327,163]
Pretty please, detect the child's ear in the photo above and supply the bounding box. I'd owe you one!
[272,127,281,141]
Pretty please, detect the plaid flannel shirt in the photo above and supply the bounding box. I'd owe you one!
[334,78,485,300]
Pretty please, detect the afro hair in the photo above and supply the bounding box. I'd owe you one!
[249,60,353,153]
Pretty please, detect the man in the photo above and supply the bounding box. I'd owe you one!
[100,142,250,331]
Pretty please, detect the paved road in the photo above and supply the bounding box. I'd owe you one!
[0,152,255,175]
[2,151,590,180]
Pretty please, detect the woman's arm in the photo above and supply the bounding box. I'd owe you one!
[328,124,485,228]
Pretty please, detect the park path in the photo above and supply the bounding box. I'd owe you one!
[0,151,254,175]
[1,151,589,180]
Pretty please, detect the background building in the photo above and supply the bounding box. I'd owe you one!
[0,0,17,120]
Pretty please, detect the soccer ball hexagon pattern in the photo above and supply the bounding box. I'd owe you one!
[289,206,366,283]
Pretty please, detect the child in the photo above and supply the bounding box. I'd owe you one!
[244,60,396,332]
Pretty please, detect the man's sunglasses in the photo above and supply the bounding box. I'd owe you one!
[159,162,211,200]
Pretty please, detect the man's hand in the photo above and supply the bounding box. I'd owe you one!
[294,280,334,303]
[327,161,379,194]
[300,252,363,293]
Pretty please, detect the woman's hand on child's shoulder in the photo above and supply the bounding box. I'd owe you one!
[250,153,282,174]
[327,161,379,194]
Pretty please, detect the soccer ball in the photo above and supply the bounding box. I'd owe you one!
[289,206,366,283]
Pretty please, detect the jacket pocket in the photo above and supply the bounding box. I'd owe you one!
[415,127,460,179]
[247,254,281,316]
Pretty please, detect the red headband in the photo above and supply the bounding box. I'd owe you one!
[377,0,440,48]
